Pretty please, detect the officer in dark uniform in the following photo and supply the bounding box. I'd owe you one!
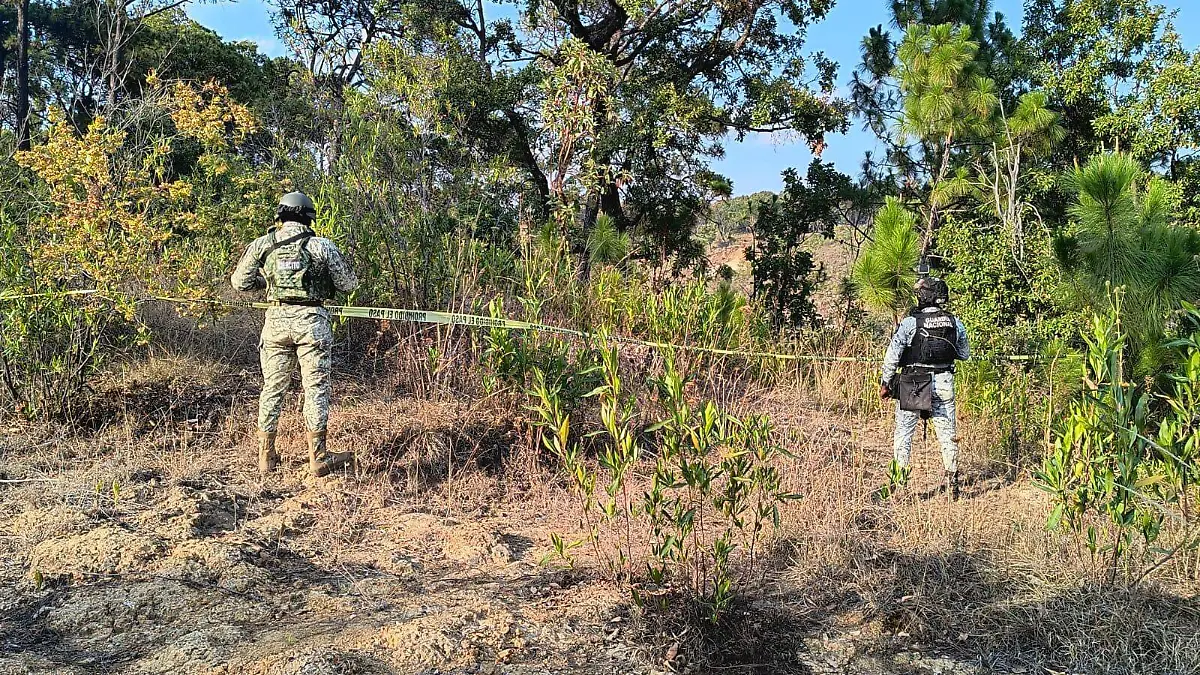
[880,277,971,497]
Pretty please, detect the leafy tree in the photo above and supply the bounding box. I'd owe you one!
[700,190,775,245]
[853,0,1020,189]
[89,0,208,108]
[892,23,999,251]
[2,77,272,417]
[0,1,99,137]
[272,0,405,91]
[535,0,849,229]
[333,0,849,261]
[935,89,1064,262]
[937,215,1080,354]
[0,1,309,150]
[1172,157,1200,228]
[747,160,856,330]
[1023,0,1200,175]
[271,0,408,165]
[852,23,1002,270]
[127,12,266,101]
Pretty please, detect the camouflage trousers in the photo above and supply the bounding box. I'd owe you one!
[893,371,958,473]
[257,306,333,433]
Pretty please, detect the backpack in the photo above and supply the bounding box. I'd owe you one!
[903,309,960,367]
[259,231,330,303]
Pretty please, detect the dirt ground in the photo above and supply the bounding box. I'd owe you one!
[1,357,1197,675]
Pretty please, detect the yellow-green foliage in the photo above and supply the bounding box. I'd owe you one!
[13,77,272,301]
[1037,300,1200,584]
[1,78,278,416]
[534,346,798,621]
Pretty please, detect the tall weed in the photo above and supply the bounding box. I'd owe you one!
[1037,298,1200,584]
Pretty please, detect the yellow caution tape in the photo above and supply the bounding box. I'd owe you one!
[0,289,102,301]
[2,290,1047,365]
[119,294,885,362]
[318,303,871,361]
[321,304,590,339]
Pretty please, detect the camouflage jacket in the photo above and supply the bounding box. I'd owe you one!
[231,221,359,299]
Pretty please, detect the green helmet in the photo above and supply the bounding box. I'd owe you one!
[277,191,316,223]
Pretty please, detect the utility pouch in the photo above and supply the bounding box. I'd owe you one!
[897,371,933,412]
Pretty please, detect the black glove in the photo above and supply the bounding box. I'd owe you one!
[252,273,267,290]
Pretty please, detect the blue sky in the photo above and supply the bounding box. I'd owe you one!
[189,0,1200,196]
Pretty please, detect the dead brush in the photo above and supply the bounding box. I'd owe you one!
[630,586,818,674]
[7,227,1200,675]
[533,341,802,632]
[302,485,383,557]
[385,323,483,401]
[765,360,1200,673]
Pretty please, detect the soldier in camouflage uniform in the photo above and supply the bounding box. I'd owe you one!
[231,192,359,477]
[879,277,970,498]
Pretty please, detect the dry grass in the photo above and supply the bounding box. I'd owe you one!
[753,385,1200,674]
[3,335,1200,674]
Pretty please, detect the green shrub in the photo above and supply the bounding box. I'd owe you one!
[535,344,799,622]
[1037,297,1200,584]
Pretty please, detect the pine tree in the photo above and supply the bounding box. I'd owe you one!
[852,197,921,323]
[1055,153,1200,371]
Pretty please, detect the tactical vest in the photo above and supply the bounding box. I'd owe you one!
[259,230,333,304]
[902,309,960,367]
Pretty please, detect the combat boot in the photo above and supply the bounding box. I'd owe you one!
[307,431,353,478]
[945,471,960,500]
[258,431,280,475]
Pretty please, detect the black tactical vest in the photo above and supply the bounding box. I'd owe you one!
[903,309,960,367]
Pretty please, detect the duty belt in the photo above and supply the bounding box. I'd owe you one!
[904,363,954,375]
[268,299,326,307]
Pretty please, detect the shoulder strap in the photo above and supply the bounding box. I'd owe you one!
[257,231,312,268]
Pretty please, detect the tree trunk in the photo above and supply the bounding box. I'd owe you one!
[105,5,125,110]
[599,178,623,228]
[503,109,551,224]
[16,0,31,151]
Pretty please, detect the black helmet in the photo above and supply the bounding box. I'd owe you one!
[915,276,949,308]
[276,191,316,224]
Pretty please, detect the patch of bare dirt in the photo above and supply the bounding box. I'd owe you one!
[0,392,649,675]
[706,228,860,321]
